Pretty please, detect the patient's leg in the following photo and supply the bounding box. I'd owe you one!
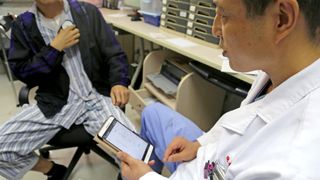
[140,102,203,173]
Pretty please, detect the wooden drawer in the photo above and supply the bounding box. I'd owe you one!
[128,86,157,115]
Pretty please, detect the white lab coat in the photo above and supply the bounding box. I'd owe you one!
[141,59,320,180]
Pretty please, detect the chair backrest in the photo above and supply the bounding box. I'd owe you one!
[0,15,14,49]
[17,85,38,107]
[18,85,31,106]
[0,15,14,32]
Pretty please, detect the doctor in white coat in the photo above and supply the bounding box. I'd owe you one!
[117,0,320,179]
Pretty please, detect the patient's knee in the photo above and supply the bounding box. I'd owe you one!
[141,102,164,120]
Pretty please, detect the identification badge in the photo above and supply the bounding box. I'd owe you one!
[203,160,227,180]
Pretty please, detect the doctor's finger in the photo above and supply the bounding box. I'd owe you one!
[148,160,155,166]
[166,151,187,162]
[163,144,181,162]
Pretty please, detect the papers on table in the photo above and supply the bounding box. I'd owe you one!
[105,13,127,18]
[166,38,198,48]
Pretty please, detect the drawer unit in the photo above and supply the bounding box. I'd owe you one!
[165,1,190,11]
[129,50,226,131]
[186,28,219,44]
[160,0,218,45]
[161,20,187,33]
[189,22,212,34]
[189,13,214,26]
[190,6,216,17]
[161,13,188,26]
[162,6,189,18]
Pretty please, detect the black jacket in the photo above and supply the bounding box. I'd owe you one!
[8,0,130,118]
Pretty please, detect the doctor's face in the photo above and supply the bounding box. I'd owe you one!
[212,0,274,73]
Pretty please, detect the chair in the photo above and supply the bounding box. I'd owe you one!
[18,85,119,180]
[0,14,18,105]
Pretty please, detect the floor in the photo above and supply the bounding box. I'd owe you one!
[0,69,145,180]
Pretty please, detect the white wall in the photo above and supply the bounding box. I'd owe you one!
[0,2,32,16]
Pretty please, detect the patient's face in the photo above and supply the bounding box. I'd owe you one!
[35,0,64,17]
[35,0,62,5]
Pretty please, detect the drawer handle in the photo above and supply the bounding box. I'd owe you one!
[194,34,205,40]
[194,27,207,33]
[168,3,178,9]
[195,18,209,25]
[166,25,176,30]
[167,18,177,23]
[197,10,210,17]
[168,11,178,16]
[198,2,212,8]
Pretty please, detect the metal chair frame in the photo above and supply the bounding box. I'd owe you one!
[0,15,18,105]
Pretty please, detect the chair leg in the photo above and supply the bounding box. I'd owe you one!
[62,147,85,180]
[90,144,119,168]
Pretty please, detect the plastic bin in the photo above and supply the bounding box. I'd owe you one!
[140,0,162,15]
[140,11,161,26]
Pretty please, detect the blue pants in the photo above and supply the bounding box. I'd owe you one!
[140,102,203,173]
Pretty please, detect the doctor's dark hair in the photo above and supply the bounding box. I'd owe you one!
[242,0,320,40]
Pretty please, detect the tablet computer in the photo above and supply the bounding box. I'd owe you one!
[97,116,153,163]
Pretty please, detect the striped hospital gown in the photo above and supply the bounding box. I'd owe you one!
[0,2,135,179]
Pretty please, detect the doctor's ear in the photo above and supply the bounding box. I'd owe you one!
[274,0,299,44]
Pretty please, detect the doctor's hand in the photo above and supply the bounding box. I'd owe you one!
[50,25,80,51]
[117,152,154,180]
[163,137,201,163]
[110,85,130,108]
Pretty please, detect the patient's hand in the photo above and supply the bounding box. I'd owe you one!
[110,85,129,108]
[50,25,80,51]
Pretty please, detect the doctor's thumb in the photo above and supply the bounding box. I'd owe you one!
[117,152,134,165]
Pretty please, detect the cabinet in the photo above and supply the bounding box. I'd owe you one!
[129,50,226,131]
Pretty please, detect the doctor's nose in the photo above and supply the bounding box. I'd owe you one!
[212,15,222,38]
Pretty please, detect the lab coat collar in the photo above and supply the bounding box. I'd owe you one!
[258,59,320,123]
[240,71,269,106]
[220,58,320,135]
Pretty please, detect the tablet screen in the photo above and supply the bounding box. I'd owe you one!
[102,120,149,160]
